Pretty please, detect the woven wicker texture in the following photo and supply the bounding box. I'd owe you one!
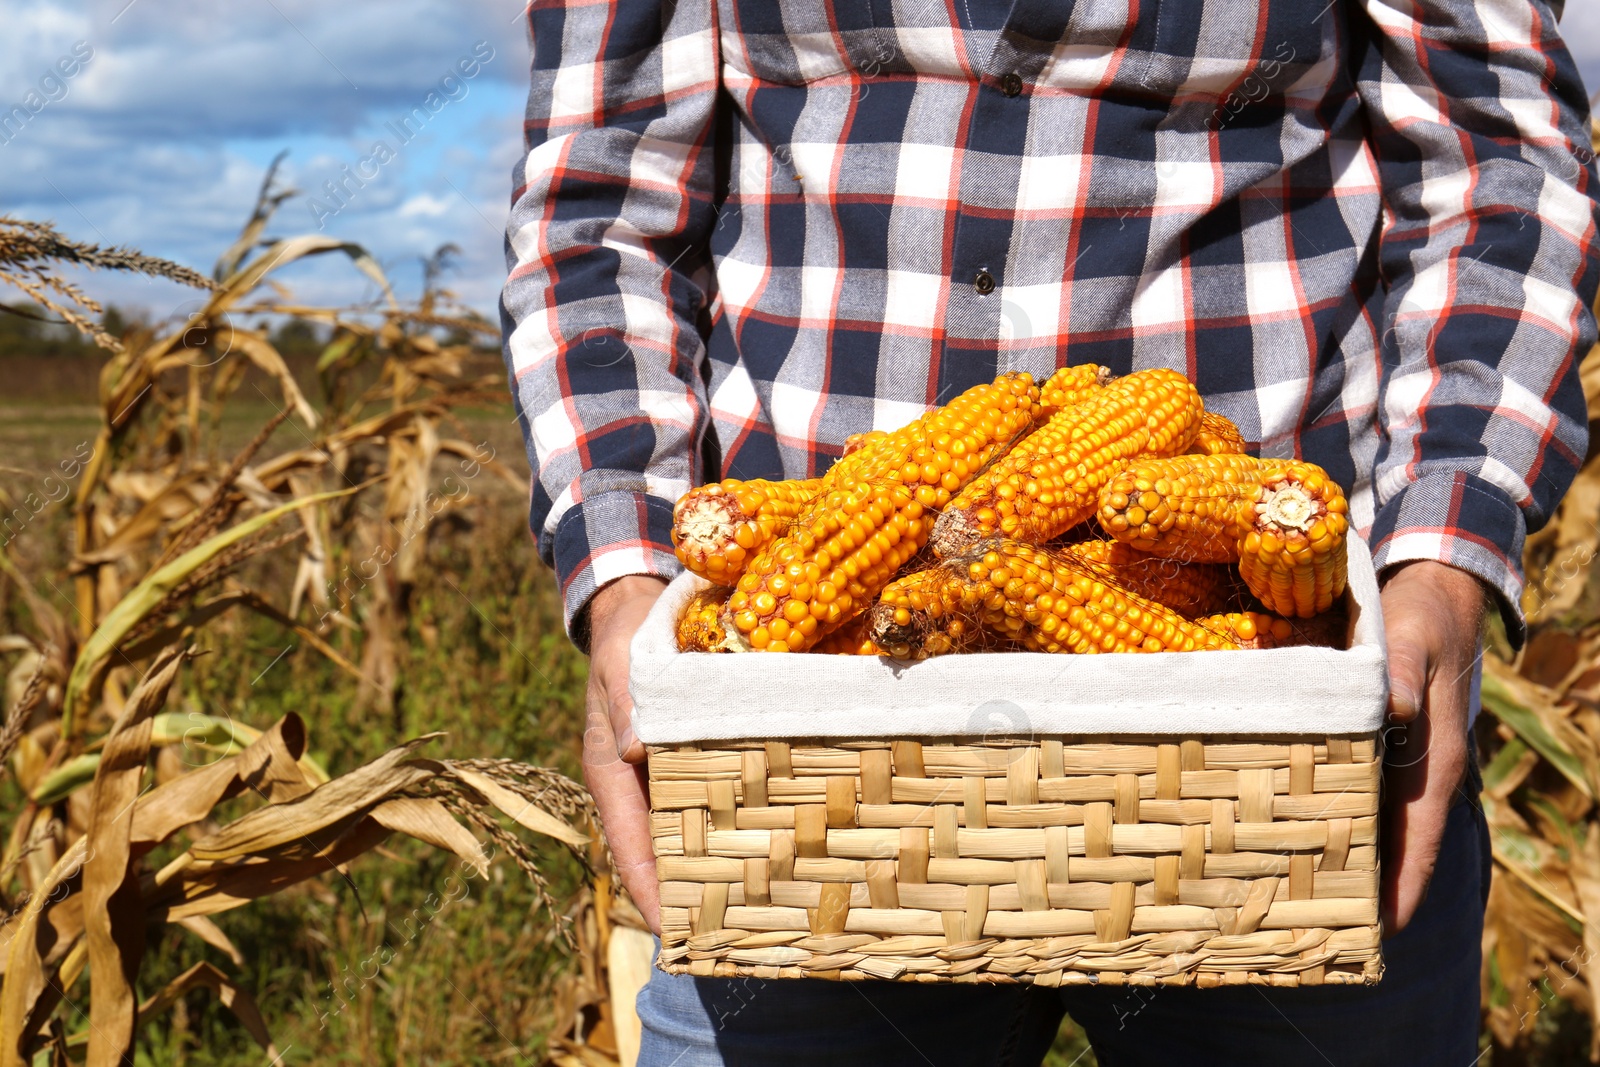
[649,736,1382,986]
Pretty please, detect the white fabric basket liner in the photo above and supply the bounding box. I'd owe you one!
[630,535,1387,744]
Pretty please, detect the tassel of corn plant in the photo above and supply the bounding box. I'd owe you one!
[931,368,1204,557]
[1062,539,1234,618]
[1188,410,1247,456]
[724,373,1042,651]
[672,478,823,585]
[1096,454,1349,617]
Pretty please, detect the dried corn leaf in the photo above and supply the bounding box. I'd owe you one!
[31,711,326,806]
[150,817,393,922]
[448,765,588,849]
[215,236,394,312]
[129,962,277,1058]
[1571,827,1600,1058]
[205,325,317,427]
[173,916,243,967]
[1483,664,1594,798]
[63,486,359,730]
[129,715,315,852]
[1483,737,1541,801]
[84,649,187,1066]
[369,797,488,877]
[1488,802,1585,926]
[210,149,291,283]
[0,840,89,1066]
[437,438,523,490]
[73,476,210,566]
[183,736,438,862]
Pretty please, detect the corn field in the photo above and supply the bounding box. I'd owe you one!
[0,161,646,1066]
[1,136,1599,1062]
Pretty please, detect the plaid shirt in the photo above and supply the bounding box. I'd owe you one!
[502,0,1598,646]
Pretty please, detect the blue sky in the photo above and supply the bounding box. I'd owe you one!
[3,0,533,322]
[4,0,1600,325]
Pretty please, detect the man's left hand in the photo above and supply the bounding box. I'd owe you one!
[1378,559,1489,936]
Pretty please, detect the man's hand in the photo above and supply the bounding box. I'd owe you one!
[1378,560,1487,936]
[583,574,669,933]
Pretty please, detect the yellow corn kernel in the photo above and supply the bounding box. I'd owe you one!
[811,614,884,655]
[1097,454,1349,617]
[672,477,823,585]
[1063,539,1234,618]
[924,540,1237,654]
[841,429,887,459]
[676,586,735,652]
[1194,611,1297,650]
[1188,410,1248,456]
[1095,453,1263,563]
[933,368,1204,556]
[1039,363,1113,414]
[1237,461,1349,618]
[725,372,1042,651]
[868,564,993,659]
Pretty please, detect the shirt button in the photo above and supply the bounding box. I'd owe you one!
[1000,72,1023,97]
[974,269,996,294]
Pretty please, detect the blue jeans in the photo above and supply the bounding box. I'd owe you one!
[637,779,1489,1066]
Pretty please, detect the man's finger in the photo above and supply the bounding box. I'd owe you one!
[602,663,646,764]
[1384,622,1430,723]
[582,727,661,932]
[1381,668,1469,935]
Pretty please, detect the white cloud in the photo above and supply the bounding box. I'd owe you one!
[2,0,529,318]
[398,193,453,218]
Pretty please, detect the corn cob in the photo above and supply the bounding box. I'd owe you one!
[676,586,735,652]
[959,540,1238,653]
[812,615,883,655]
[868,564,991,660]
[819,372,1041,493]
[1195,610,1348,650]
[672,478,823,585]
[931,368,1204,557]
[1096,454,1349,617]
[724,373,1042,651]
[841,430,887,458]
[1188,411,1247,456]
[1095,453,1262,563]
[1195,611,1296,650]
[1062,539,1234,618]
[1237,461,1349,617]
[1039,364,1113,413]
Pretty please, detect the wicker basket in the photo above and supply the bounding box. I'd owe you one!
[648,733,1382,986]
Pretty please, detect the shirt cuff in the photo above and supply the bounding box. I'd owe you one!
[1367,470,1527,648]
[552,490,683,652]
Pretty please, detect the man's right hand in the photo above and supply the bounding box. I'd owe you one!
[583,574,669,933]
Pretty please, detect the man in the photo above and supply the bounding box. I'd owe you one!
[502,0,1598,1062]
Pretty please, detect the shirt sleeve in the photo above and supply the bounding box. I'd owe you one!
[1353,0,1599,644]
[501,0,720,647]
